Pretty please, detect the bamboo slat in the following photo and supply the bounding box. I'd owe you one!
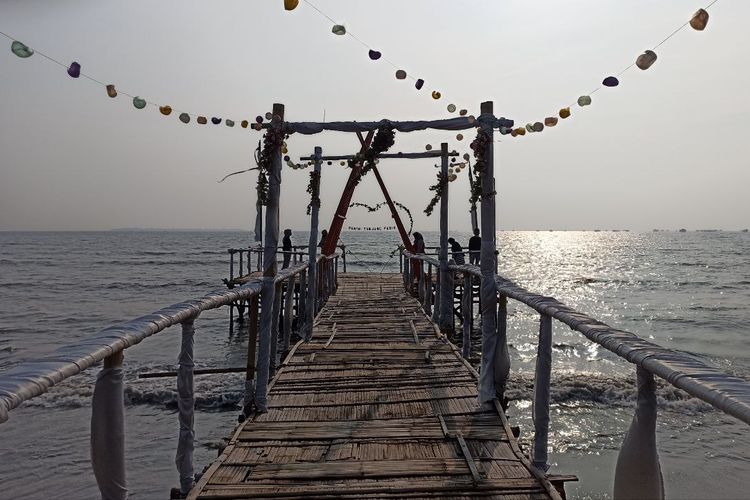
[189,274,561,500]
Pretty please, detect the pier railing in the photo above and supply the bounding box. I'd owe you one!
[0,252,340,498]
[402,250,750,499]
[227,244,346,278]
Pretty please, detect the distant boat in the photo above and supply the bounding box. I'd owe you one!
[742,229,749,233]
[679,228,687,232]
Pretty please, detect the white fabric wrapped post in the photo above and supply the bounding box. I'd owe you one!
[254,103,284,413]
[176,319,195,494]
[614,366,664,500]
[91,350,127,500]
[478,101,499,404]
[304,147,322,341]
[431,270,440,323]
[424,263,432,315]
[462,273,472,359]
[532,314,552,471]
[269,281,283,378]
[282,275,295,353]
[418,261,425,303]
[494,295,511,400]
[438,143,452,332]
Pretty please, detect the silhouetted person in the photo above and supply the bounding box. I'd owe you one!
[319,229,328,248]
[448,237,465,265]
[282,229,292,269]
[468,228,481,265]
[412,232,425,254]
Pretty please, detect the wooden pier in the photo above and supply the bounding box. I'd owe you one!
[189,274,566,499]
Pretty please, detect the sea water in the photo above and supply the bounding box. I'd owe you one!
[0,230,748,499]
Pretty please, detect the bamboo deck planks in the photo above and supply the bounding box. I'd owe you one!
[189,273,558,500]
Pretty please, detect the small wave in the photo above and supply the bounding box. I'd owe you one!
[0,259,18,266]
[506,372,714,413]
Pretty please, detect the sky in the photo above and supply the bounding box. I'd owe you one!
[0,0,748,232]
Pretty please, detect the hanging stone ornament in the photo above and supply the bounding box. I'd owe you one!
[544,117,558,127]
[532,122,544,132]
[332,25,346,35]
[525,123,534,133]
[67,62,81,78]
[447,104,456,113]
[577,95,592,106]
[602,76,619,87]
[132,96,147,109]
[515,127,526,136]
[284,0,299,11]
[211,117,222,125]
[241,120,249,128]
[690,9,709,31]
[106,84,117,98]
[459,109,468,116]
[425,144,432,151]
[226,119,235,127]
[456,133,464,141]
[265,112,272,120]
[463,153,470,161]
[395,69,407,80]
[510,129,518,137]
[11,40,34,58]
[340,161,346,166]
[179,113,190,123]
[197,116,208,124]
[559,107,571,119]
[415,79,424,90]
[252,123,263,130]
[368,49,381,60]
[159,105,172,116]
[636,50,658,70]
[431,91,441,100]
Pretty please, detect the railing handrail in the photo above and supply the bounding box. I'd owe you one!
[403,250,750,426]
[0,257,329,424]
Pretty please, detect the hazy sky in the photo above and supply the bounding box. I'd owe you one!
[1,1,748,231]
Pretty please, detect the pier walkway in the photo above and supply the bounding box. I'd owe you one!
[189,273,560,499]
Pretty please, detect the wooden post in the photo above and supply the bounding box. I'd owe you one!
[418,261,425,303]
[254,102,284,413]
[269,281,282,377]
[176,319,195,494]
[462,273,472,359]
[342,245,347,273]
[614,366,664,500]
[91,350,127,500]
[238,251,244,277]
[282,275,295,353]
[495,295,511,401]
[298,269,306,337]
[424,263,432,316]
[304,147,322,341]
[228,250,235,282]
[242,295,259,417]
[478,100,499,404]
[532,314,552,471]
[403,255,410,291]
[438,143,452,332]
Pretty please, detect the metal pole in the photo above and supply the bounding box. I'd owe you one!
[438,142,452,332]
[254,102,284,413]
[532,314,552,471]
[478,101,499,404]
[304,147,322,341]
[176,319,195,494]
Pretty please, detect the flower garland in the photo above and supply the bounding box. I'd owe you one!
[351,123,396,186]
[256,125,288,205]
[306,169,321,215]
[349,201,413,235]
[468,129,491,206]
[424,172,447,216]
